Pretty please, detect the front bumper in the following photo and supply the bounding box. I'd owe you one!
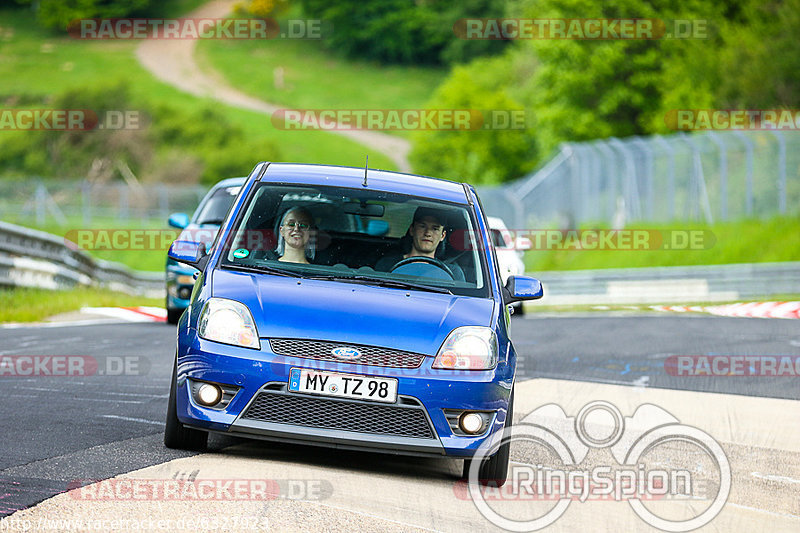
[175,335,514,457]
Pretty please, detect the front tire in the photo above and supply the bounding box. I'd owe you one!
[463,388,514,486]
[164,359,208,450]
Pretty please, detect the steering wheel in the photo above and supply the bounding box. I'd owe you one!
[390,256,454,279]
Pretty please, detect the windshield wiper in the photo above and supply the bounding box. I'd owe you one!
[306,274,453,294]
[222,263,304,278]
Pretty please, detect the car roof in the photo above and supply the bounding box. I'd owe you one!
[487,216,507,229]
[210,177,246,190]
[258,163,469,204]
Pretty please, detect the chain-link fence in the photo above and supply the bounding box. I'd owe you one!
[0,179,208,227]
[3,130,798,230]
[478,130,800,228]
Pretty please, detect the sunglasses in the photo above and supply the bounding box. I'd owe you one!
[282,221,310,230]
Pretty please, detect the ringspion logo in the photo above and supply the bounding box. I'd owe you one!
[467,401,729,531]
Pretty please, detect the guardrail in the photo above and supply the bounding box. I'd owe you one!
[0,221,164,298]
[534,262,800,305]
[2,220,795,306]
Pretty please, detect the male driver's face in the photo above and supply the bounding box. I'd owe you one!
[410,216,446,256]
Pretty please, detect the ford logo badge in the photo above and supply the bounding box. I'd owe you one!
[331,347,361,360]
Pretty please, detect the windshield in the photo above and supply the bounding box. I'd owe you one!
[219,183,491,298]
[193,185,241,225]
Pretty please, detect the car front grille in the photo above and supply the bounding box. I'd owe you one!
[241,389,435,439]
[269,338,425,369]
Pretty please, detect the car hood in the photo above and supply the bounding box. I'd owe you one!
[211,269,495,355]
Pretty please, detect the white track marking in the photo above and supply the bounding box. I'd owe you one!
[751,472,800,485]
[101,415,163,426]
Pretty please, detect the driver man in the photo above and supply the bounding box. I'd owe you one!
[375,206,464,280]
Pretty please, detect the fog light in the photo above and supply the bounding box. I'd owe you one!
[459,412,485,434]
[196,383,222,406]
[178,287,192,300]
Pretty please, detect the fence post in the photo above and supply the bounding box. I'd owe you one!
[609,138,641,221]
[35,182,46,225]
[565,143,581,225]
[733,131,754,216]
[631,137,655,221]
[581,146,600,221]
[118,183,129,221]
[705,132,728,221]
[653,135,676,220]
[768,131,787,214]
[680,134,713,223]
[158,184,169,220]
[81,181,92,226]
[594,140,617,223]
[513,147,569,203]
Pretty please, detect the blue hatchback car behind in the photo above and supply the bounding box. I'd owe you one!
[165,177,245,324]
[165,162,543,483]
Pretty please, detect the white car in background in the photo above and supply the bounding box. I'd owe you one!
[487,216,531,316]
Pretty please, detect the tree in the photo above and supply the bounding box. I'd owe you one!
[409,54,536,184]
[16,0,154,31]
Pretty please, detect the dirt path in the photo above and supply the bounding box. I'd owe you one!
[135,0,411,172]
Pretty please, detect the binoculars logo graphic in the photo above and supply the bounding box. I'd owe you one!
[468,401,730,532]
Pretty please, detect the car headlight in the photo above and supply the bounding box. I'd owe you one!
[432,326,498,370]
[198,298,260,349]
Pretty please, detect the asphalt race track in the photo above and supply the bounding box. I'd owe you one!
[1,314,798,531]
[513,314,800,399]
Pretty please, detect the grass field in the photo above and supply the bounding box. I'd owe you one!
[0,286,162,322]
[0,8,395,171]
[524,216,800,271]
[197,17,446,141]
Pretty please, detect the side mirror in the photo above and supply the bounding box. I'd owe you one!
[168,240,209,270]
[168,213,190,229]
[503,275,543,304]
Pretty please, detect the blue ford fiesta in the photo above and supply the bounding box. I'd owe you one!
[165,162,543,483]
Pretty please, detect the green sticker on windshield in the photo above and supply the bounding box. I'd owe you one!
[232,248,250,259]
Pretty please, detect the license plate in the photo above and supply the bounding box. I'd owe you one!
[288,368,398,404]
